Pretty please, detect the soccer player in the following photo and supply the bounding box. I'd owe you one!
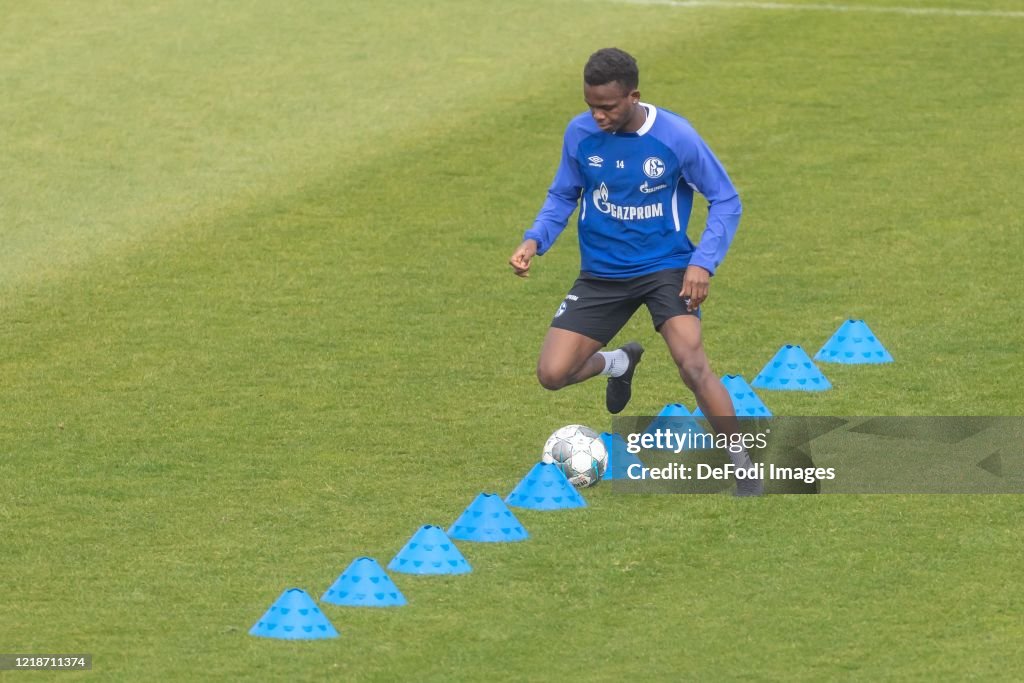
[508,48,761,496]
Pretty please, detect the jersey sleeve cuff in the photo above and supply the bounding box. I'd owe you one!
[523,230,548,255]
[688,256,718,275]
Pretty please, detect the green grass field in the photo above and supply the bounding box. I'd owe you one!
[2,0,1023,680]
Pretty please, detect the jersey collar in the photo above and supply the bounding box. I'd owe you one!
[612,103,657,137]
[636,103,657,136]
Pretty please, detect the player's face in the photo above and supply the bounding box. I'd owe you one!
[584,82,640,133]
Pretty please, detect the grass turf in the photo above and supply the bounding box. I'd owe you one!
[1,0,1022,679]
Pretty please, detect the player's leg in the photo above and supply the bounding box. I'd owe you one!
[658,316,761,496]
[641,269,730,418]
[535,327,605,390]
[536,275,643,405]
[657,315,735,430]
[644,268,762,495]
[536,335,644,410]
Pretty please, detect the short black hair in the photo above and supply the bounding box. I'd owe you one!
[584,48,639,92]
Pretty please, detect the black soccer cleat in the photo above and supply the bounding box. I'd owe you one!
[605,342,644,414]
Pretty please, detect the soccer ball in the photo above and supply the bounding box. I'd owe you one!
[541,424,608,488]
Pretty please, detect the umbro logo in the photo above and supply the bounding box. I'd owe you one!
[588,155,603,168]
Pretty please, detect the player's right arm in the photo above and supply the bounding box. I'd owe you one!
[513,127,584,271]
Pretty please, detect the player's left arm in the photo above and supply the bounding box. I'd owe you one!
[674,127,742,310]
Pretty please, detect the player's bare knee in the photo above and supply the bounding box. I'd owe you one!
[676,357,709,389]
[536,365,569,391]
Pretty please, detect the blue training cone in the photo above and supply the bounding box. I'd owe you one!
[815,319,894,364]
[600,432,644,480]
[387,525,472,575]
[322,557,407,607]
[694,375,772,418]
[249,588,339,640]
[448,493,529,542]
[644,403,710,448]
[752,345,832,391]
[506,462,587,510]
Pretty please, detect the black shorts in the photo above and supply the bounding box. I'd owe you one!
[549,267,699,345]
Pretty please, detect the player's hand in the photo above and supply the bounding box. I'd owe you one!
[509,239,538,278]
[680,265,711,312]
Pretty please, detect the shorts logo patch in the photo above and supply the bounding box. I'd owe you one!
[554,301,568,318]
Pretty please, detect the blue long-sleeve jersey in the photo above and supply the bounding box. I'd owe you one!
[524,104,741,278]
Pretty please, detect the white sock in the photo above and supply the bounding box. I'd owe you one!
[598,349,629,377]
